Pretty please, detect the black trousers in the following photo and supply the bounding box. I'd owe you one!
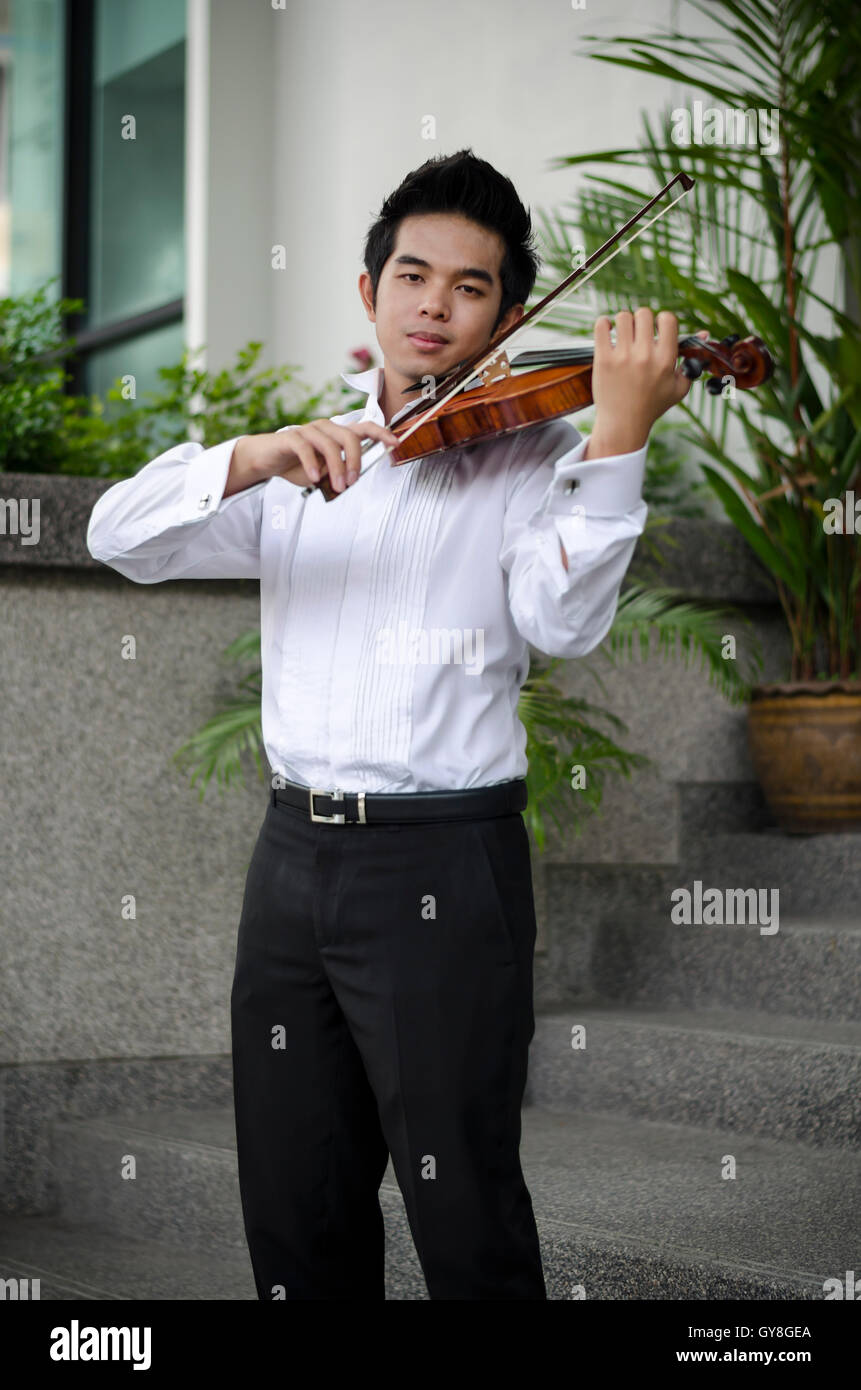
[230,792,546,1300]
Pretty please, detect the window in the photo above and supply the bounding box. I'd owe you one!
[0,0,66,298]
[1,0,187,407]
[82,0,185,402]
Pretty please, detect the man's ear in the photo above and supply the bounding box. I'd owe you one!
[358,272,376,321]
[491,303,525,341]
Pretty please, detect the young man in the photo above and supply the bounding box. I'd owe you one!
[87,149,697,1301]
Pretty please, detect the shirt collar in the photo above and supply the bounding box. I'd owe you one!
[340,366,383,398]
[339,365,416,427]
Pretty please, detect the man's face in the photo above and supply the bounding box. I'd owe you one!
[359,213,524,390]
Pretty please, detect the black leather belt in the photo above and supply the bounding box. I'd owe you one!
[271,777,528,824]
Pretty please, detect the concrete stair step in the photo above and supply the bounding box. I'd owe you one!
[0,1213,256,1299]
[677,829,861,916]
[677,781,775,837]
[0,1211,425,1299]
[5,1104,857,1299]
[591,912,861,1022]
[499,1107,858,1300]
[527,1006,861,1146]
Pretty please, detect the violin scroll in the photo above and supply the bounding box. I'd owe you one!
[680,334,774,393]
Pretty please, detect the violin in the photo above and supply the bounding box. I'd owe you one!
[301,170,775,503]
[306,333,774,502]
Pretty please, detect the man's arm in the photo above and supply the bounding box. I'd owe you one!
[500,420,648,659]
[87,420,399,584]
[554,308,701,577]
[224,420,399,497]
[86,434,268,583]
[223,435,271,497]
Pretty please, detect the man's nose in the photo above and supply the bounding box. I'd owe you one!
[418,290,449,319]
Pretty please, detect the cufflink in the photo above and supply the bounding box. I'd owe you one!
[198,494,212,510]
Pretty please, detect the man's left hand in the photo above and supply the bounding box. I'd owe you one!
[584,308,705,460]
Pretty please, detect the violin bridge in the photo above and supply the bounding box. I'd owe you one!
[478,348,511,386]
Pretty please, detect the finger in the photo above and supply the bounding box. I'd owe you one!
[594,315,613,357]
[614,309,634,349]
[633,306,654,349]
[299,424,349,490]
[346,420,400,475]
[283,431,325,485]
[348,420,400,447]
[656,310,679,358]
[671,362,695,403]
[316,420,364,483]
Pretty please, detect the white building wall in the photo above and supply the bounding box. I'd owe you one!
[196,0,686,387]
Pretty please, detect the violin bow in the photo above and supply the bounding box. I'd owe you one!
[371,172,694,452]
[302,170,696,496]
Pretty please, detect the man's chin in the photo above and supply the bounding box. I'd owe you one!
[396,351,458,385]
[405,344,464,374]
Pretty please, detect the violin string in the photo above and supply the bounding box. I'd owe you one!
[500,185,695,344]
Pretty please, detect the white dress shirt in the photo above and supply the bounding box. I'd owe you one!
[86,365,648,793]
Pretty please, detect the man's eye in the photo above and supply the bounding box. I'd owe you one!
[398,274,480,295]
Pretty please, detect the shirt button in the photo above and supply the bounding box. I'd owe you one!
[563,478,579,494]
[198,494,212,510]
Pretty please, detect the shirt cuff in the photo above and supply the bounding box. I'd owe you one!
[544,435,648,519]
[532,524,577,596]
[179,435,252,524]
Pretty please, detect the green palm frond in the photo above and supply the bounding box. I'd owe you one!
[602,582,764,704]
[516,654,651,852]
[172,696,266,800]
[533,0,861,680]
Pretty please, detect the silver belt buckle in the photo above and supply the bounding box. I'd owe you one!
[308,786,367,824]
[309,786,345,823]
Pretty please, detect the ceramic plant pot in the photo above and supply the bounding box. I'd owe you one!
[747,681,861,833]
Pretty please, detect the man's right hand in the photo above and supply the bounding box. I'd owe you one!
[225,420,400,498]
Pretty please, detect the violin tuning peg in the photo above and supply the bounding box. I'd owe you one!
[705,375,726,395]
[720,334,741,350]
[682,358,706,380]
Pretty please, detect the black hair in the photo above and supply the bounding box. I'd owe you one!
[363,149,539,329]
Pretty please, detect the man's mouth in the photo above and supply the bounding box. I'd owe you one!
[407,332,450,350]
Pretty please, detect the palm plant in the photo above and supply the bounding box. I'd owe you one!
[532,0,861,682]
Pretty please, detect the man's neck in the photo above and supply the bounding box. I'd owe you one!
[378,367,420,427]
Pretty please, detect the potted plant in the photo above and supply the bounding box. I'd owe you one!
[532,0,861,832]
